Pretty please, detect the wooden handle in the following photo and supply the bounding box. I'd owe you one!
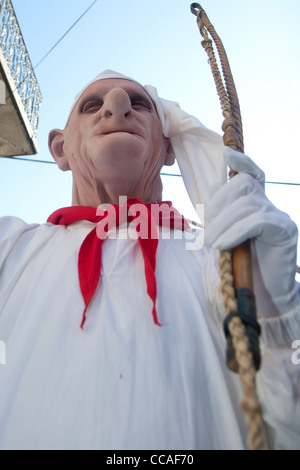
[232,240,253,290]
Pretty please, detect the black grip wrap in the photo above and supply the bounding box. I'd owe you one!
[223,288,261,371]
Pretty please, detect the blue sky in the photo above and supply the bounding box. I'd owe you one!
[1,0,300,272]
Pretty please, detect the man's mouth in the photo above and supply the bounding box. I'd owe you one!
[101,129,138,136]
[105,130,132,134]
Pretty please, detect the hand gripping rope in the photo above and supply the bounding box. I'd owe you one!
[190,4,265,450]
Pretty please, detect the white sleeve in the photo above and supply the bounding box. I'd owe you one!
[0,216,38,270]
[257,300,300,450]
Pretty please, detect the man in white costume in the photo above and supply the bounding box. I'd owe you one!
[0,70,299,450]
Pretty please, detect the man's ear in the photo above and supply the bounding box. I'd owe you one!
[48,129,70,171]
[164,138,176,167]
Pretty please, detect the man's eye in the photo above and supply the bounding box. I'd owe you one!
[131,100,152,111]
[81,100,103,113]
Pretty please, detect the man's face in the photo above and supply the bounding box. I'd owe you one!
[62,78,169,182]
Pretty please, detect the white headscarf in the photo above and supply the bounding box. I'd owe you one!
[68,69,227,212]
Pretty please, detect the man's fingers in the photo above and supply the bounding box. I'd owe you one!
[205,172,263,224]
[223,147,265,185]
[204,210,290,250]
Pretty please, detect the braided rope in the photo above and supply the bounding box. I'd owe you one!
[220,249,265,450]
[191,4,265,450]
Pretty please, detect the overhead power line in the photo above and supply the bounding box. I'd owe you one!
[1,157,299,187]
[161,173,300,186]
[7,0,99,99]
[1,156,56,165]
[34,0,99,70]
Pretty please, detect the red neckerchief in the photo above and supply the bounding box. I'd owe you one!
[47,198,189,329]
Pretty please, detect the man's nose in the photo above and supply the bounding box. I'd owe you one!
[101,88,132,118]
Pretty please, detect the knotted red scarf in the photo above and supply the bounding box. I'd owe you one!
[47,198,189,329]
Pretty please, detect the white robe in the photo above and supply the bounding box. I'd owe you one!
[0,216,299,450]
